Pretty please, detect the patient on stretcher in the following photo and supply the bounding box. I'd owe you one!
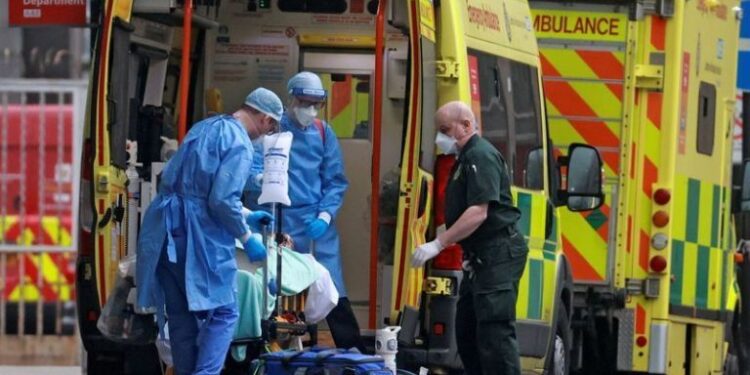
[232,233,338,360]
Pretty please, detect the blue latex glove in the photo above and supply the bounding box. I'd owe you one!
[243,236,267,262]
[246,211,274,232]
[305,219,328,240]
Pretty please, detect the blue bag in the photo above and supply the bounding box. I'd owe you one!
[260,347,392,375]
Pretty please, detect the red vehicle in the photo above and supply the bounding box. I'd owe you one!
[0,103,77,335]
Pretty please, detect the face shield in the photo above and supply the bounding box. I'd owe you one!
[290,95,326,127]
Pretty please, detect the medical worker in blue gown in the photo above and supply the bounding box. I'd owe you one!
[246,72,364,351]
[136,88,283,375]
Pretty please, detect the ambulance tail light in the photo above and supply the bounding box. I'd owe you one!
[636,335,648,347]
[431,155,463,270]
[650,188,671,271]
[652,211,669,227]
[653,188,671,205]
[650,255,668,273]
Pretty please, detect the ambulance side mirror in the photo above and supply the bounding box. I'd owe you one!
[558,144,604,212]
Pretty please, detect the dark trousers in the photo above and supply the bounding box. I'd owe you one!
[455,242,527,375]
[157,238,239,375]
[326,297,365,352]
[455,278,521,375]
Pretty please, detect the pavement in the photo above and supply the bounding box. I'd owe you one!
[0,366,81,375]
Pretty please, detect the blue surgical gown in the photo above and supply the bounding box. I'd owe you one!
[137,115,253,314]
[245,113,349,296]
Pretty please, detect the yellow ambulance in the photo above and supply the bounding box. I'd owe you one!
[530,0,746,373]
[75,0,602,373]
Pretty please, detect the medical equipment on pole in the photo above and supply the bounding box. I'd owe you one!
[258,132,293,206]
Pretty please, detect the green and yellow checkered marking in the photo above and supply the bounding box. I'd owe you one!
[669,176,731,312]
[513,189,557,324]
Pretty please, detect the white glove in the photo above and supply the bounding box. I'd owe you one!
[411,239,444,268]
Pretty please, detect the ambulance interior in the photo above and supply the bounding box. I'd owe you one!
[114,0,416,334]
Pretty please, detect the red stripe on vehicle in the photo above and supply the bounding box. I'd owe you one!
[647,92,663,129]
[22,255,58,300]
[575,50,625,100]
[575,50,625,80]
[605,83,624,102]
[330,75,352,119]
[562,235,603,281]
[650,16,666,51]
[636,304,646,334]
[540,55,621,173]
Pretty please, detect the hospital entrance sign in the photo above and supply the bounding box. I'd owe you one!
[9,0,86,27]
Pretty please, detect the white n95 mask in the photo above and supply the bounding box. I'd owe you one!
[435,132,458,155]
[293,106,318,127]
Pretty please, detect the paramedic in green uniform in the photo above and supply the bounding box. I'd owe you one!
[411,101,528,375]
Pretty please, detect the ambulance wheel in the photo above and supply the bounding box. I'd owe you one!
[545,304,571,375]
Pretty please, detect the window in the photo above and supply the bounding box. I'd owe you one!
[318,73,371,139]
[471,51,509,158]
[697,82,716,156]
[508,61,542,188]
[108,20,132,169]
[467,50,544,189]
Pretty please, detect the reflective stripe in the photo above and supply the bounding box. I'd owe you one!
[647,322,668,374]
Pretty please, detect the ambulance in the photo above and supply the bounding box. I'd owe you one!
[75,0,602,373]
[529,0,748,373]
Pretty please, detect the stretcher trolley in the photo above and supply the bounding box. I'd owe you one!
[224,207,319,375]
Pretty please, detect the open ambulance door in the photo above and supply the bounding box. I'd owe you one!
[387,0,437,326]
[77,1,217,373]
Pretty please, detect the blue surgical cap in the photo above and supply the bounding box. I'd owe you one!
[245,87,283,121]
